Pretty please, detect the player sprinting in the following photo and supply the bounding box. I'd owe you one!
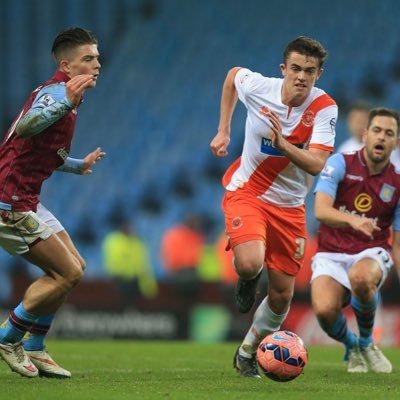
[311,108,400,373]
[0,27,103,378]
[210,36,337,378]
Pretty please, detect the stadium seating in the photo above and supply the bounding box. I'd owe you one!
[1,0,400,283]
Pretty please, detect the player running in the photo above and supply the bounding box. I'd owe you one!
[210,36,337,377]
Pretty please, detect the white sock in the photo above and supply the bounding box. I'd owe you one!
[239,296,289,357]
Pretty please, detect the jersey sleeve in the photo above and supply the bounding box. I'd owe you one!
[234,68,267,107]
[16,83,74,138]
[314,153,346,199]
[308,104,338,151]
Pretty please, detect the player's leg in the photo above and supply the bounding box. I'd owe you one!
[232,240,265,313]
[222,192,266,314]
[349,249,392,373]
[0,231,83,377]
[310,254,365,372]
[22,209,83,378]
[234,204,303,377]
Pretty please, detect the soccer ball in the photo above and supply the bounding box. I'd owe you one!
[257,330,308,382]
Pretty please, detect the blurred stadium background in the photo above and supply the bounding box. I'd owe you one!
[0,0,400,343]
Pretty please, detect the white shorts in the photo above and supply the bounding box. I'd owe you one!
[0,203,63,255]
[311,247,393,290]
[37,203,64,234]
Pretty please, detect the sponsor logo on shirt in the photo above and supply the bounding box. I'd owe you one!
[354,193,373,213]
[345,174,363,181]
[380,184,395,202]
[260,137,305,156]
[339,204,378,225]
[330,117,336,134]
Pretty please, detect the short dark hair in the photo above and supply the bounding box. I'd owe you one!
[52,27,97,63]
[346,102,370,115]
[367,107,400,136]
[283,36,328,68]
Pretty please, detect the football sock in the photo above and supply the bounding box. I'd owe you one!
[320,312,358,349]
[0,302,39,344]
[351,292,378,348]
[240,296,289,356]
[22,314,54,351]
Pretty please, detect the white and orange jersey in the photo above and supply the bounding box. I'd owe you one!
[223,68,337,207]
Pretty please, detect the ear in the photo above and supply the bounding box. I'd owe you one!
[361,128,367,144]
[316,68,324,80]
[280,63,286,77]
[59,59,71,75]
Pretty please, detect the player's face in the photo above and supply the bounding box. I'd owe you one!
[363,116,399,164]
[62,44,101,88]
[280,52,322,107]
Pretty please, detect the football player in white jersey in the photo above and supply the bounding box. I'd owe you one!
[210,36,337,377]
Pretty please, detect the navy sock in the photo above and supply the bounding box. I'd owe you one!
[351,292,378,349]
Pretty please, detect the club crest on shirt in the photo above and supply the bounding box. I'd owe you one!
[380,184,395,203]
[301,110,315,127]
[259,106,270,117]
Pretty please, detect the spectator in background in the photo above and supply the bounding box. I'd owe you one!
[160,213,205,301]
[102,220,157,305]
[337,103,370,153]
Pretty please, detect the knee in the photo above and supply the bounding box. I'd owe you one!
[63,259,85,289]
[234,257,263,279]
[313,302,340,326]
[349,270,374,298]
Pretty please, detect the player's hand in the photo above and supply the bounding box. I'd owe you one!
[350,216,381,240]
[267,110,287,151]
[66,74,96,107]
[81,147,106,175]
[210,130,230,157]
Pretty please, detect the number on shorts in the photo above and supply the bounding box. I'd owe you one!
[294,238,305,259]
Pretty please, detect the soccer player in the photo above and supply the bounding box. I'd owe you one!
[311,108,400,373]
[0,27,101,378]
[210,36,337,378]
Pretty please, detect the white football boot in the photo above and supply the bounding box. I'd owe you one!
[26,349,71,379]
[361,344,392,373]
[347,347,368,373]
[0,342,39,378]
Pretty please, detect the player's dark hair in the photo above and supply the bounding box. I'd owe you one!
[368,108,400,136]
[283,36,328,68]
[52,27,97,63]
[346,102,370,115]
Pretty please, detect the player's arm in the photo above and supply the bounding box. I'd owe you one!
[16,84,74,138]
[314,154,380,239]
[17,75,95,138]
[57,147,106,175]
[267,109,333,175]
[210,67,241,157]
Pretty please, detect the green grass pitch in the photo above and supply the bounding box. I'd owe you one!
[0,341,399,400]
